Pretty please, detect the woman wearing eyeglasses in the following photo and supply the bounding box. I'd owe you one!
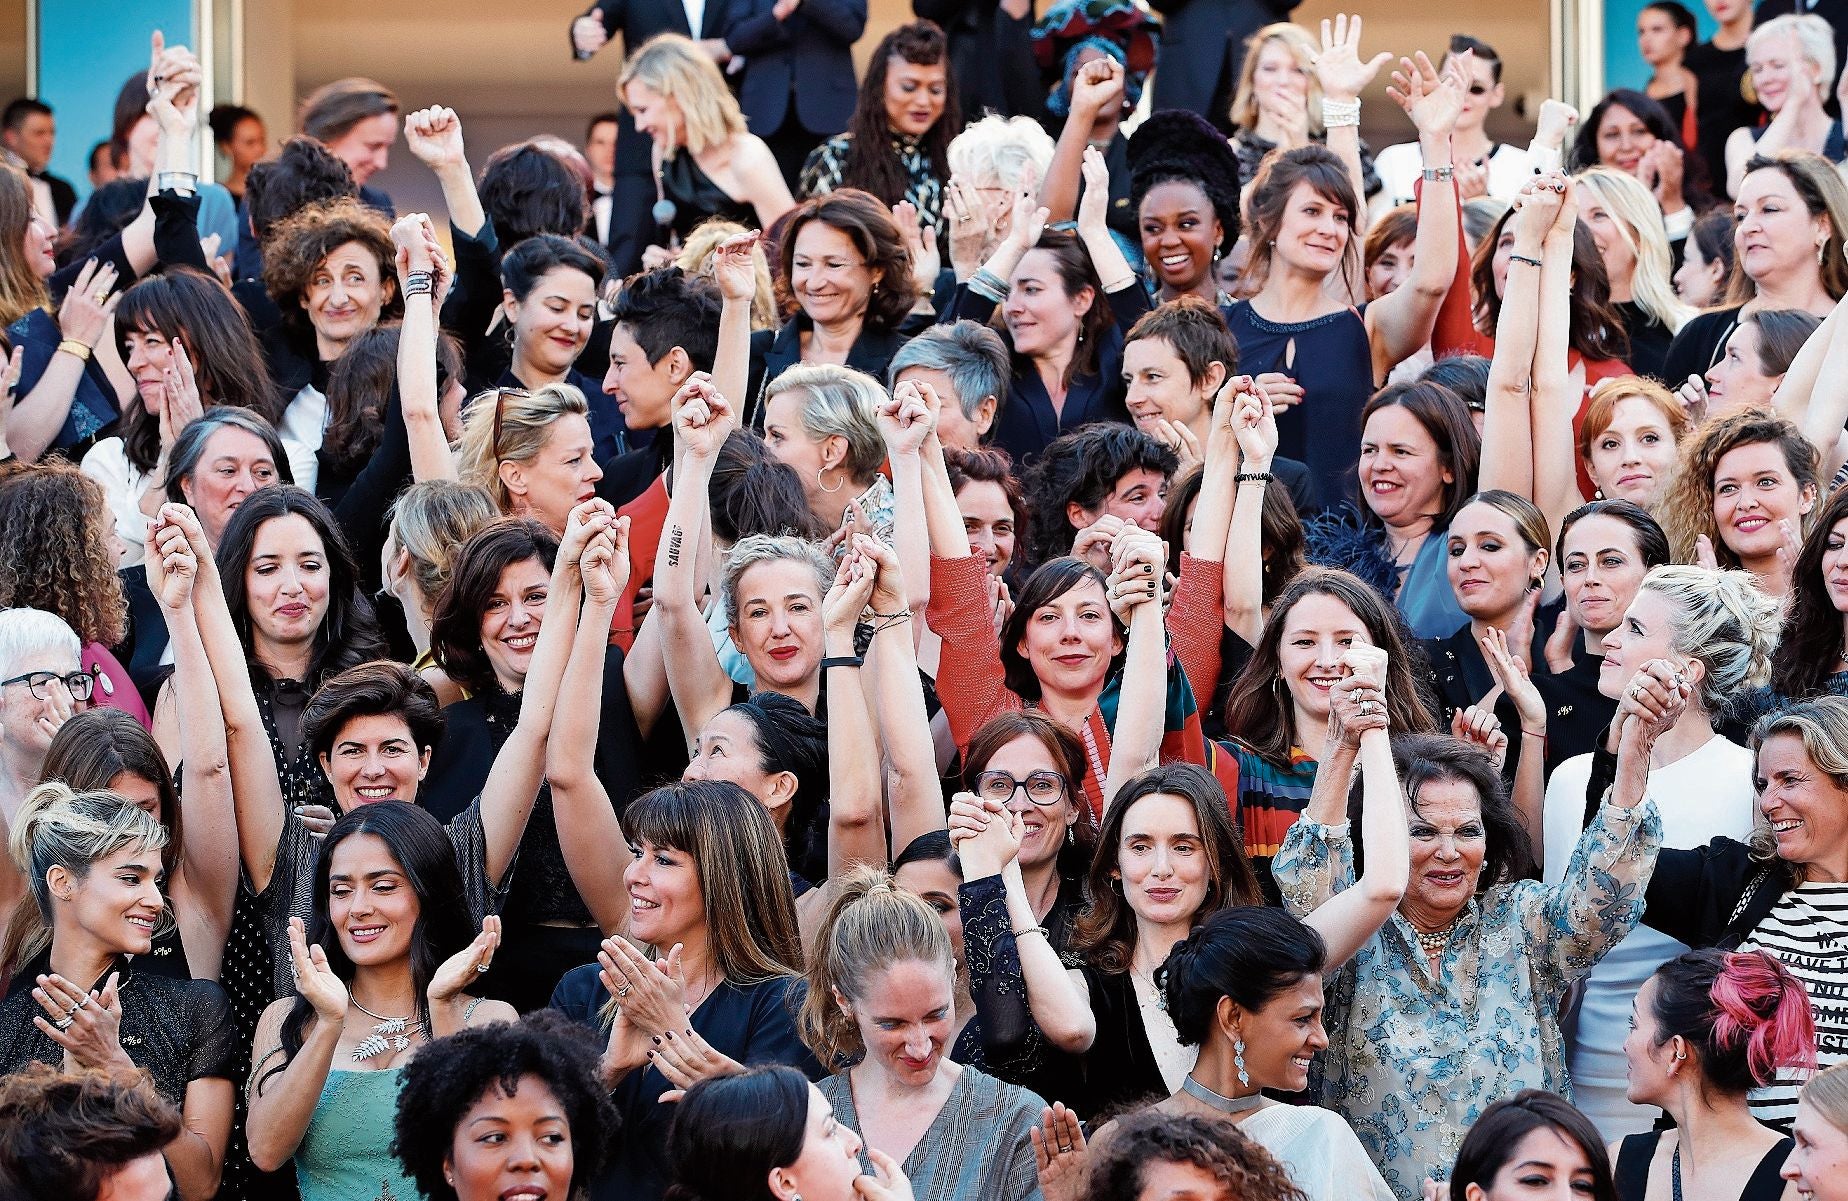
[0,609,94,841]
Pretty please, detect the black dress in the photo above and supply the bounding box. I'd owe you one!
[1612,1129,1791,1201]
[658,151,757,243]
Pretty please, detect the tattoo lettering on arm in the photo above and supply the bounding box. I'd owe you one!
[667,526,685,568]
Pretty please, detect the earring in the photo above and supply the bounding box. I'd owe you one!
[1067,823,1075,845]
[1821,240,1829,267]
[817,467,845,494]
[503,323,518,348]
[1234,1037,1250,1087]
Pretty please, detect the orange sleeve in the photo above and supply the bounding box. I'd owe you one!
[924,554,1020,748]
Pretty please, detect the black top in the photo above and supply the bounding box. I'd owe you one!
[0,952,238,1109]
[1643,835,1787,950]
[659,151,757,243]
[1616,301,1674,382]
[1532,623,1619,775]
[1612,1129,1791,1201]
[1660,306,1741,390]
[744,313,921,429]
[551,968,822,1201]
[1685,40,1762,196]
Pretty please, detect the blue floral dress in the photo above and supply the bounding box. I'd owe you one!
[1272,801,1661,1200]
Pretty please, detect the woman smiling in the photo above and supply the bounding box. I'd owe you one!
[1659,408,1819,598]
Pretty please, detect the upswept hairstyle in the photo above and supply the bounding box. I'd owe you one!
[1471,205,1630,362]
[709,691,830,883]
[1574,166,1695,333]
[761,362,890,486]
[799,865,954,1070]
[618,34,748,157]
[1358,380,1482,534]
[429,518,560,697]
[1450,1091,1618,1201]
[1160,906,1326,1044]
[1554,499,1672,570]
[0,463,128,646]
[961,709,1097,879]
[1219,568,1439,767]
[0,166,48,325]
[1647,948,1816,1095]
[0,1063,183,1201]
[617,781,804,991]
[392,1009,618,1201]
[215,486,388,685]
[324,322,465,477]
[1576,375,1691,464]
[1387,733,1534,889]
[1229,24,1322,134]
[259,196,402,361]
[610,266,723,373]
[1021,423,1178,571]
[113,268,275,471]
[1634,564,1781,714]
[1,782,168,981]
[302,660,447,771]
[1240,146,1358,297]
[840,22,958,213]
[164,407,292,504]
[777,190,919,332]
[1726,153,1848,307]
[1087,1110,1308,1201]
[666,1066,810,1201]
[707,433,828,545]
[1748,695,1848,880]
[244,136,358,243]
[1800,1062,1848,1135]
[1659,408,1820,568]
[720,535,834,650]
[256,802,476,1094]
[298,77,399,145]
[1773,485,1848,696]
[1126,111,1242,255]
[1069,763,1262,976]
[888,321,1012,421]
[997,557,1125,701]
[456,382,592,512]
[386,481,501,608]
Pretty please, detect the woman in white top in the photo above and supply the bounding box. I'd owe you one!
[1539,564,1780,1139]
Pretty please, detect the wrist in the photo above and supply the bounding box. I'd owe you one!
[1418,133,1452,160]
[823,633,858,655]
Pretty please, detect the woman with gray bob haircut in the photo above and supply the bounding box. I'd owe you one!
[889,320,1010,450]
[162,407,291,548]
[760,363,894,537]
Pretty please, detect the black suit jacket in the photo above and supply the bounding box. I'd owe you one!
[40,172,75,227]
[1146,0,1300,120]
[724,0,864,137]
[578,0,736,173]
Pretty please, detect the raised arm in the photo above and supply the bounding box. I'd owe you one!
[146,510,237,975]
[1099,527,1169,810]
[1531,177,1585,534]
[819,542,885,882]
[862,535,947,855]
[654,378,745,745]
[879,379,936,621]
[711,232,759,412]
[402,107,487,239]
[1074,147,1138,305]
[1365,48,1465,375]
[390,213,460,482]
[1312,14,1393,298]
[546,521,635,936]
[1223,380,1277,644]
[1477,177,1558,498]
[1776,276,1848,479]
[1041,59,1124,223]
[476,499,610,884]
[1300,648,1408,967]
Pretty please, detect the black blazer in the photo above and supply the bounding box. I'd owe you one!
[911,0,1042,120]
[1146,0,1300,120]
[578,0,736,173]
[744,314,916,427]
[724,0,864,138]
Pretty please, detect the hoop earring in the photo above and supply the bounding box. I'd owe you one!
[817,468,845,494]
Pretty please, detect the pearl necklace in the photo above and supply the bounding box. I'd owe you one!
[1412,920,1458,956]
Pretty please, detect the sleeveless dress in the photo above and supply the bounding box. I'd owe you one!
[659,152,757,242]
[294,1067,417,1201]
[1612,1130,1791,1201]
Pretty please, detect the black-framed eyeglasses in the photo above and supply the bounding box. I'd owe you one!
[976,770,1068,807]
[0,670,95,702]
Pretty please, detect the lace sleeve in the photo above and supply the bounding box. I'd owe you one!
[959,875,1045,1073]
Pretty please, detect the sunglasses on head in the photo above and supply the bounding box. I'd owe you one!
[490,386,531,462]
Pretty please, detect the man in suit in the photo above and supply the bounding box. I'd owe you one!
[725,0,865,189]
[571,0,736,276]
[1147,0,1302,131]
[1,100,76,227]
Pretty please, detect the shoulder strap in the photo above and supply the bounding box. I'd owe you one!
[1612,1131,1660,1200]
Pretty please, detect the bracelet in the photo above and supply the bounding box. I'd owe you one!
[1321,97,1361,128]
[402,270,434,297]
[1421,165,1455,183]
[1521,728,1547,739]
[970,267,1011,301]
[820,655,864,670]
[870,608,909,620]
[1012,925,1051,941]
[55,339,91,361]
[153,170,198,194]
[872,612,911,636]
[1508,254,1543,268]
[1235,471,1273,485]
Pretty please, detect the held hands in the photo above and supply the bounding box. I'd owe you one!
[1315,14,1392,103]
[288,916,350,1023]
[1511,173,1568,245]
[1327,646,1390,747]
[1105,526,1165,619]
[1388,49,1467,140]
[391,213,448,297]
[880,380,936,456]
[404,106,467,171]
[712,231,760,304]
[57,260,122,350]
[1616,657,1693,748]
[559,498,618,575]
[1227,375,1280,467]
[581,515,632,608]
[144,507,200,611]
[857,533,908,618]
[947,792,1023,877]
[1069,57,1126,122]
[428,915,501,1006]
[32,972,129,1072]
[145,32,201,136]
[823,541,878,638]
[1031,1102,1089,1201]
[670,374,736,458]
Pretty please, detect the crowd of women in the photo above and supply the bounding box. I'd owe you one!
[26,4,1848,1201]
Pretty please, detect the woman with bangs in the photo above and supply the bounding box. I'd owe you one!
[1224,22,1381,197]
[1575,166,1697,380]
[457,382,605,536]
[1579,377,1692,513]
[1659,408,1819,598]
[85,267,272,564]
[545,775,818,1201]
[1227,44,1465,509]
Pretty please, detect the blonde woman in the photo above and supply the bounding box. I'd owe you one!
[1788,1064,1848,1197]
[675,219,777,331]
[1227,22,1379,199]
[380,480,499,663]
[1576,166,1696,380]
[619,34,793,256]
[1725,14,1846,199]
[456,383,603,536]
[943,114,1056,279]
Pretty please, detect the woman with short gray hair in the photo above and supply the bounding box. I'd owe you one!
[761,363,894,536]
[0,608,87,828]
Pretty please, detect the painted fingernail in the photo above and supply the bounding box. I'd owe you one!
[652,1035,661,1044]
[664,1031,674,1040]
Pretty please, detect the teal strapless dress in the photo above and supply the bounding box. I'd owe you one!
[295,1067,416,1201]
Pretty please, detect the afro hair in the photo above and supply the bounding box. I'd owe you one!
[1127,111,1242,253]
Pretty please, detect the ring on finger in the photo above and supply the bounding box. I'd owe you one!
[54,1016,73,1031]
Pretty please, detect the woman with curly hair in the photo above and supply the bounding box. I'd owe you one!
[800,22,957,233]
[259,196,403,494]
[1659,408,1819,597]
[1077,1109,1309,1201]
[392,1010,619,1201]
[1020,422,1177,573]
[1124,110,1242,307]
[0,463,141,724]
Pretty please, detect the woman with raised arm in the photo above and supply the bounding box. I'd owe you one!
[1274,720,1664,1196]
[0,783,236,1201]
[1725,15,1845,199]
[244,805,514,1199]
[1226,45,1463,507]
[1613,948,1814,1197]
[1541,565,1777,1138]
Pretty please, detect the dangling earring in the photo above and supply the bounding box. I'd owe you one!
[1066,823,1075,845]
[817,467,844,494]
[502,323,518,347]
[1234,1037,1250,1087]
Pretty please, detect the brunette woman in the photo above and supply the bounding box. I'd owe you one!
[1755,487,1848,717]
[1658,408,1819,599]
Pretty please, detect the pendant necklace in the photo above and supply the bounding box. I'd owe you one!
[349,998,422,1062]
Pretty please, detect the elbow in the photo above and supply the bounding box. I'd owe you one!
[246,1132,289,1176]
[1046,1018,1097,1054]
[1358,874,1407,906]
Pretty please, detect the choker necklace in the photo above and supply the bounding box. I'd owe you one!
[1412,920,1458,956]
[349,998,422,1062]
[1181,1074,1265,1114]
